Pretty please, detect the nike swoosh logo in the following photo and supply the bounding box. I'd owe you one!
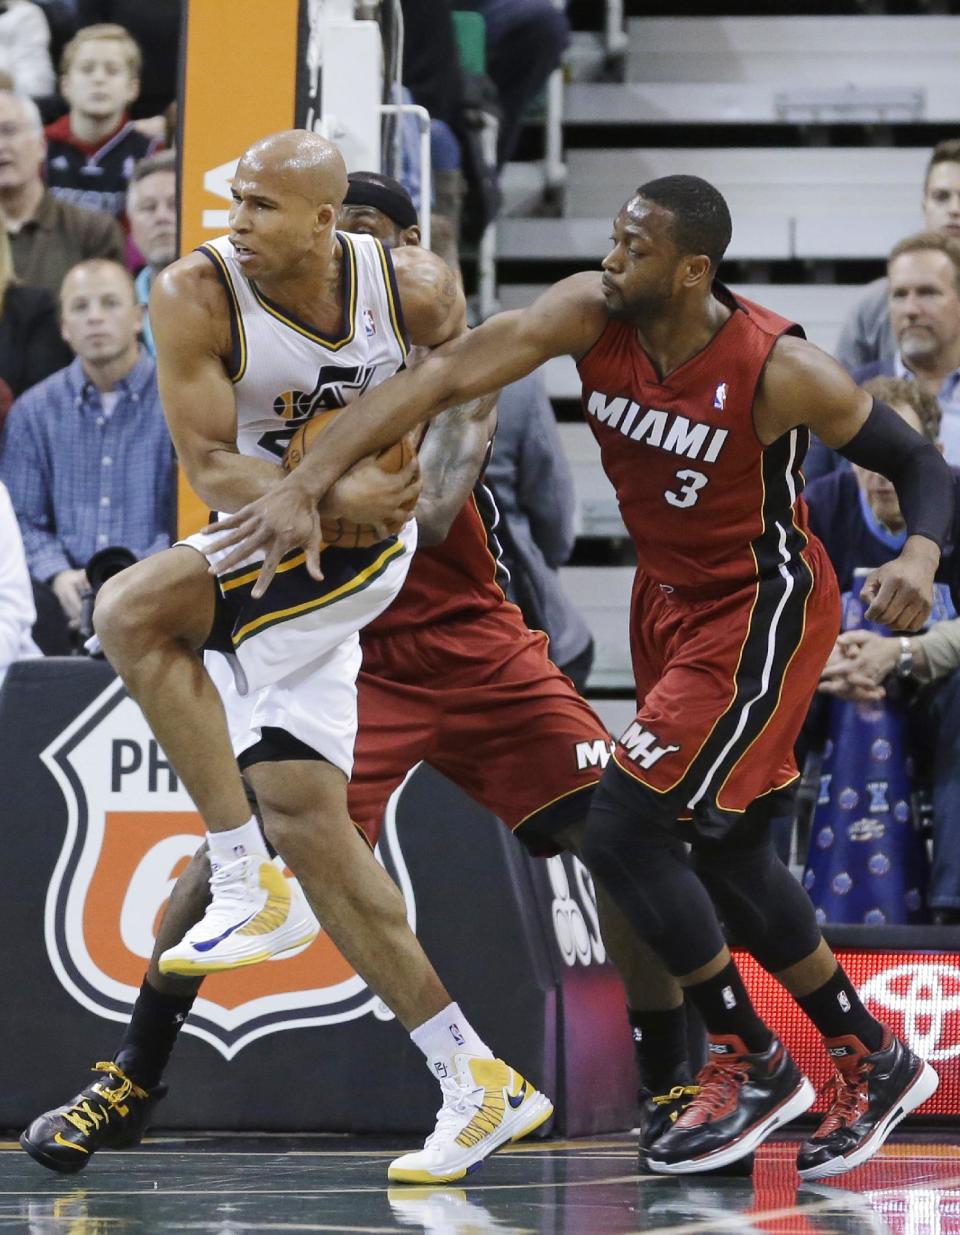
[53,1134,89,1154]
[192,912,257,952]
[507,1081,528,1110]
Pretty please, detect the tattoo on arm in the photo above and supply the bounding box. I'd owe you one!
[439,274,459,311]
[416,401,495,540]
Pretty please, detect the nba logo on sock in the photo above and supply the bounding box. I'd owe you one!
[722,985,737,1009]
[450,1023,465,1046]
[838,991,851,1013]
[41,678,420,1061]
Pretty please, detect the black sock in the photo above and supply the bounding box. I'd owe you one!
[795,964,884,1051]
[114,979,197,1090]
[683,960,772,1054]
[628,1005,690,1093]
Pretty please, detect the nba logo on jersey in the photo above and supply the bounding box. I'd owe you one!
[713,382,728,411]
[362,307,377,337]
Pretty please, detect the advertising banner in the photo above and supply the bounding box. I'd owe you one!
[176,0,304,536]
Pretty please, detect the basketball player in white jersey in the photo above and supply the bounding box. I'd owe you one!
[89,130,552,1179]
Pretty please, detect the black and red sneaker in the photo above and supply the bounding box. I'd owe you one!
[796,1031,939,1180]
[644,1035,814,1175]
[637,1079,756,1177]
[20,1061,167,1174]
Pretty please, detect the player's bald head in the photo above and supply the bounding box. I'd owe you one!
[239,129,348,208]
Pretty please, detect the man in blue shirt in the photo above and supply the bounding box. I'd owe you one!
[0,257,173,635]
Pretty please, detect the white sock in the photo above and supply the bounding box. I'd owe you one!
[206,816,268,872]
[410,1002,494,1081]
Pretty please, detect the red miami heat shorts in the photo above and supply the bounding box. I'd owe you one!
[348,606,610,849]
[612,537,840,835]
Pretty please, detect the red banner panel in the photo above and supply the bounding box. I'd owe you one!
[735,948,960,1116]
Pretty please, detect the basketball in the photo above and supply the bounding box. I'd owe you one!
[282,408,418,548]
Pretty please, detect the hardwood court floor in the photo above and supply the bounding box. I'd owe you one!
[1,1131,958,1233]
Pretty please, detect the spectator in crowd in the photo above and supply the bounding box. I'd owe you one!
[807,232,960,482]
[75,0,182,121]
[0,258,173,639]
[396,0,492,243]
[125,149,176,355]
[806,376,960,925]
[0,211,71,396]
[0,1,55,100]
[853,234,960,464]
[0,480,40,688]
[44,23,162,219]
[0,89,123,295]
[836,139,960,373]
[457,0,569,167]
[485,372,595,692]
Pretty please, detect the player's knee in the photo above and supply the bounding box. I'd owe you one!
[579,798,633,889]
[579,786,681,943]
[691,835,821,969]
[94,561,170,652]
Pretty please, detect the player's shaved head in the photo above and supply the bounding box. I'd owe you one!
[239,129,348,208]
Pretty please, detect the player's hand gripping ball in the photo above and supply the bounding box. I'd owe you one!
[282,408,419,548]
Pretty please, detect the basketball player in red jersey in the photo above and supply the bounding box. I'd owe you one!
[211,175,952,1179]
[21,172,697,1183]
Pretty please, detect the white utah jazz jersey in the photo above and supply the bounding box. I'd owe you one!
[198,231,409,463]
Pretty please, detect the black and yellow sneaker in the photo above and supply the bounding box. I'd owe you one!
[20,1061,167,1173]
[638,1080,755,1177]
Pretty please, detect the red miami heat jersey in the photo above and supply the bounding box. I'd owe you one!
[365,478,507,634]
[577,286,811,593]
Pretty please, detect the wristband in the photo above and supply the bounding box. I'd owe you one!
[897,636,914,679]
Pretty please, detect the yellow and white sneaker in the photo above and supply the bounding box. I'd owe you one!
[158,855,319,975]
[388,1056,553,1184]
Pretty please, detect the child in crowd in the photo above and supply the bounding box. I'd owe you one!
[44,24,162,220]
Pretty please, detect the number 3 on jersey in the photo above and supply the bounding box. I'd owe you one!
[665,468,708,509]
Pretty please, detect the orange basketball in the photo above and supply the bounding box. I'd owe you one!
[282,408,418,549]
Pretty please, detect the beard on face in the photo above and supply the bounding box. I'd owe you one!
[604,283,674,323]
[899,326,940,363]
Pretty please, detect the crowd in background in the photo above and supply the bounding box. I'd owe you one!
[1,0,959,920]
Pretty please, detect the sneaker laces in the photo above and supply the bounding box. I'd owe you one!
[61,1063,148,1134]
[423,1075,482,1148]
[815,1058,870,1137]
[677,1056,750,1124]
[186,857,259,930]
[652,1083,700,1108]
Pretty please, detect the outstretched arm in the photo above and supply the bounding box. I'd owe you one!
[297,269,604,499]
[757,336,953,630]
[207,272,607,594]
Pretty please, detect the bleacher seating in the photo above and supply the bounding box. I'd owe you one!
[502,148,929,262]
[624,17,960,96]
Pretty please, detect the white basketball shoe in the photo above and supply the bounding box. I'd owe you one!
[158,855,319,975]
[388,1055,553,1184]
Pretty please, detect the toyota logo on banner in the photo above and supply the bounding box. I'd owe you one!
[860,962,960,1062]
